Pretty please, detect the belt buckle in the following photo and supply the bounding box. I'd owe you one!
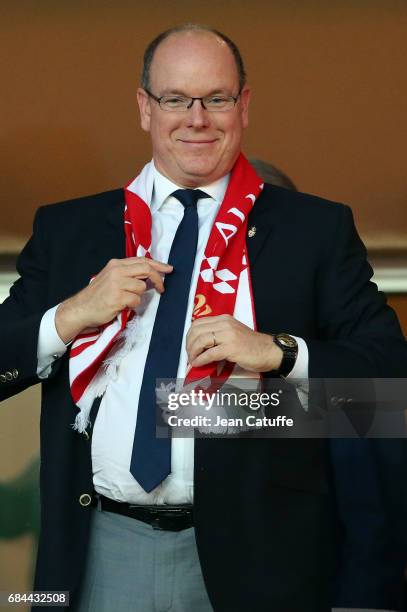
[151,515,166,530]
[148,508,165,531]
[151,512,190,531]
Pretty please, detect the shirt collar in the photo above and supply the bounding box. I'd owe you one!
[151,160,230,212]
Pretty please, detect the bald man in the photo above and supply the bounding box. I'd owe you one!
[1,25,406,612]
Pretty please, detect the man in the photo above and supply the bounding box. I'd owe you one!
[1,24,406,612]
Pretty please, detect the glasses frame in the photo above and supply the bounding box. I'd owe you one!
[144,88,242,112]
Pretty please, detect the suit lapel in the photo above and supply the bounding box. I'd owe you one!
[246,187,275,267]
[85,190,126,278]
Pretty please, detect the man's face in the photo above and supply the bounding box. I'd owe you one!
[137,31,250,187]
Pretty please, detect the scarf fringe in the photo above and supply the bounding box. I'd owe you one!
[72,314,143,432]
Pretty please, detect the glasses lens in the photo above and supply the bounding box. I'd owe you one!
[204,96,234,111]
[160,96,190,111]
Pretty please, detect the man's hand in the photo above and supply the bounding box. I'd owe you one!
[186,315,283,373]
[55,257,173,343]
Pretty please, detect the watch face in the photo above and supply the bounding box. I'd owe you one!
[276,334,297,348]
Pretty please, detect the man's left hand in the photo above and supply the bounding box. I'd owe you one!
[186,315,283,373]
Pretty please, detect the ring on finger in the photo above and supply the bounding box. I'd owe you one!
[211,331,217,347]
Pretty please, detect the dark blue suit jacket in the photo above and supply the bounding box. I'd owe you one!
[330,437,407,610]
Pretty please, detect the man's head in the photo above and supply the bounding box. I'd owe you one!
[137,25,250,188]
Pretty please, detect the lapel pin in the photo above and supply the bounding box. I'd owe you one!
[248,226,256,238]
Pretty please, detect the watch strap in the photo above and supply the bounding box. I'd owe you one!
[273,334,298,377]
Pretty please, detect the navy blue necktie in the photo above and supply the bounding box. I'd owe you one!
[130,188,207,492]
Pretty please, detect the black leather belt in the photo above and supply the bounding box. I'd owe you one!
[97,495,194,531]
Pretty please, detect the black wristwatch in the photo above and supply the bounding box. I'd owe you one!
[273,333,298,377]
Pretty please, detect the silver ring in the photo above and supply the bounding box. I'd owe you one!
[211,331,217,347]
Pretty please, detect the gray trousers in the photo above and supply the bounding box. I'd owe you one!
[73,506,214,612]
[71,508,396,612]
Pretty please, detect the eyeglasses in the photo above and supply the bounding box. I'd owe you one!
[144,88,241,112]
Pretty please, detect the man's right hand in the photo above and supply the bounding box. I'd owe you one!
[55,257,173,344]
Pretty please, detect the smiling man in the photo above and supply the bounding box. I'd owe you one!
[137,29,250,187]
[1,24,406,612]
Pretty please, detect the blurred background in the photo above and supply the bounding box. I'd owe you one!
[0,0,406,606]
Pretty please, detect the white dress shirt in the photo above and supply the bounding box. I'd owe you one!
[37,163,308,504]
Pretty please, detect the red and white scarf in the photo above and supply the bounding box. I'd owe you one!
[70,153,263,431]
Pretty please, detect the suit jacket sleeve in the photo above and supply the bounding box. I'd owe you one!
[0,207,50,400]
[307,204,407,378]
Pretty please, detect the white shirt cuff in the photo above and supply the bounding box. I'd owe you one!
[37,305,68,379]
[286,335,308,380]
[285,336,309,410]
